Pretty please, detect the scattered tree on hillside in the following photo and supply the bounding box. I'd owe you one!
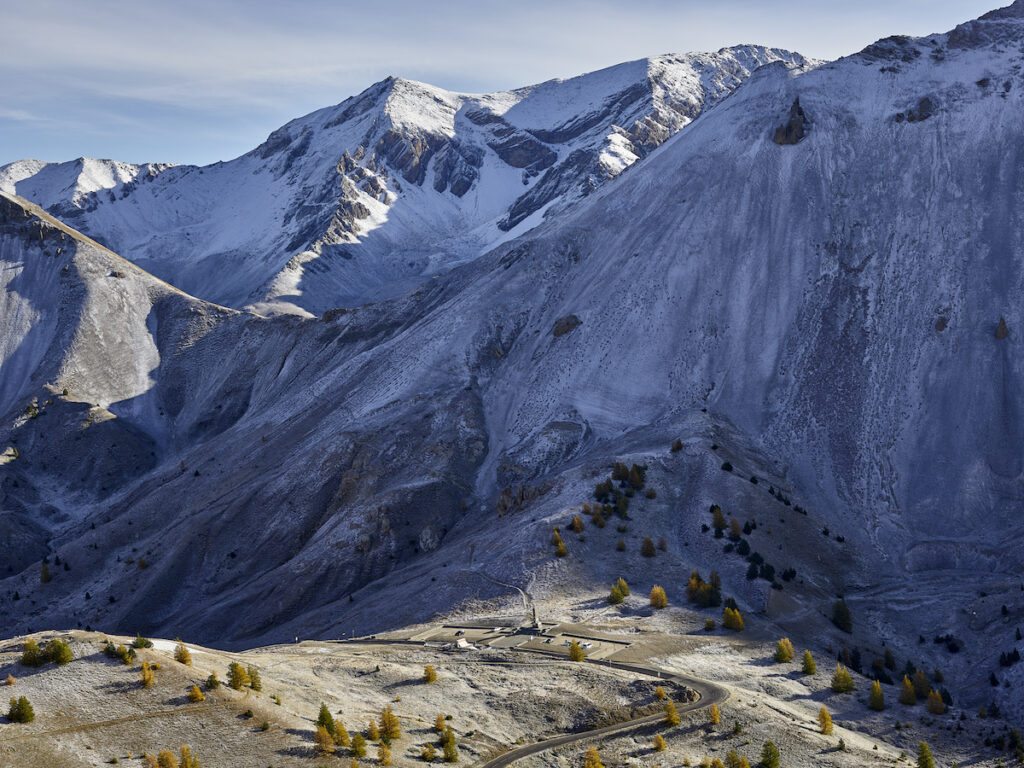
[917,741,936,768]
[802,650,816,675]
[247,665,262,691]
[206,672,220,690]
[926,690,946,715]
[7,695,34,723]
[157,751,178,768]
[775,638,795,663]
[421,743,437,762]
[20,640,42,667]
[140,661,155,689]
[584,746,604,768]
[664,700,680,727]
[653,734,667,751]
[228,662,250,690]
[831,599,852,633]
[179,745,199,768]
[724,748,751,768]
[352,733,368,758]
[424,664,438,683]
[315,725,336,755]
[708,702,720,725]
[40,561,51,584]
[869,680,885,711]
[133,633,154,649]
[760,741,780,768]
[569,640,585,661]
[722,607,744,631]
[316,702,336,735]
[831,664,855,693]
[442,727,458,762]
[4,675,13,686]
[641,537,657,557]
[334,719,351,748]
[174,640,192,666]
[818,705,833,734]
[899,676,917,705]
[654,686,666,700]
[608,585,623,604]
[45,639,72,666]
[912,669,930,700]
[650,585,668,609]
[368,718,380,741]
[616,539,626,551]
[380,704,401,742]
[435,713,448,733]
[188,685,204,702]
[379,742,393,765]
[569,516,584,534]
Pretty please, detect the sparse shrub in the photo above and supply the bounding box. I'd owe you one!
[352,733,368,757]
[869,680,885,711]
[206,673,220,690]
[616,539,625,551]
[259,720,270,731]
[188,685,204,702]
[592,509,606,528]
[422,743,436,762]
[3,675,13,686]
[228,662,250,690]
[7,695,34,723]
[705,619,716,632]
[671,438,683,452]
[657,537,667,551]
[831,599,852,633]
[569,641,585,661]
[831,664,855,693]
[837,738,846,752]
[760,741,780,768]
[722,607,744,631]
[664,700,680,726]
[649,585,668,609]
[133,634,153,649]
[708,702,720,725]
[435,713,447,733]
[774,638,794,663]
[645,488,656,499]
[315,725,336,755]
[103,641,136,665]
[247,666,262,691]
[802,650,816,675]
[424,664,437,683]
[141,661,155,688]
[654,734,667,751]
[641,537,656,557]
[173,640,191,666]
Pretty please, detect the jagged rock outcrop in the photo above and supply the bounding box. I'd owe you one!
[773,98,808,145]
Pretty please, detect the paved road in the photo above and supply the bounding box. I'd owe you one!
[338,632,730,768]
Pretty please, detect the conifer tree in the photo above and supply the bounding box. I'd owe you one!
[40,561,51,583]
[334,719,351,748]
[442,728,458,763]
[378,742,392,765]
[650,585,668,608]
[4,674,13,686]
[569,515,584,534]
[315,725,336,755]
[774,638,795,663]
[917,741,936,768]
[708,702,720,725]
[141,661,155,688]
[179,745,199,768]
[869,680,885,711]
[899,675,917,705]
[7,695,34,723]
[725,749,750,768]
[45,639,72,666]
[654,685,666,700]
[831,599,852,633]
[711,506,728,533]
[368,718,380,741]
[556,539,568,557]
[424,664,437,683]
[435,713,447,733]
[926,690,946,715]
[20,639,42,667]
[641,537,657,557]
[608,586,623,605]
[722,607,744,631]
[760,741,780,768]
[664,700,680,726]
[653,734,666,751]
[583,746,604,768]
[157,750,179,768]
[352,733,367,758]
[317,702,336,735]
[818,706,833,734]
[174,640,192,666]
[228,662,249,690]
[569,640,585,661]
[802,650,816,675]
[616,539,626,551]
[188,685,205,702]
[912,669,930,700]
[551,528,562,546]
[247,666,262,691]
[380,704,401,742]
[206,672,220,690]
[421,743,436,762]
[830,664,854,693]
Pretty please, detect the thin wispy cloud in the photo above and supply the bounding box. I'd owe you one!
[0,0,1003,166]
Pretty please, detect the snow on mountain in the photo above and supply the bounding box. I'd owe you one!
[0,47,809,315]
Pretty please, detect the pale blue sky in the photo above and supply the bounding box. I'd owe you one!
[0,0,1002,166]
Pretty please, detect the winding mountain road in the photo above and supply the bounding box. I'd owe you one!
[339,631,729,768]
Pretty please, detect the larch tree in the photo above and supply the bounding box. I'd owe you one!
[316,702,336,735]
[802,650,816,675]
[917,741,936,768]
[818,706,833,735]
[774,638,795,663]
[708,702,720,725]
[174,640,192,666]
[583,746,604,768]
[899,675,917,705]
[653,734,666,751]
[869,680,885,711]
[315,725,336,755]
[664,700,680,727]
[649,585,668,608]
[830,664,854,693]
[424,664,438,683]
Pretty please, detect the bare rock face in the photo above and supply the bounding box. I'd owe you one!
[552,314,582,337]
[773,98,808,145]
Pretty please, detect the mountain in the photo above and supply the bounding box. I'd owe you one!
[0,47,808,315]
[3,1,1024,717]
